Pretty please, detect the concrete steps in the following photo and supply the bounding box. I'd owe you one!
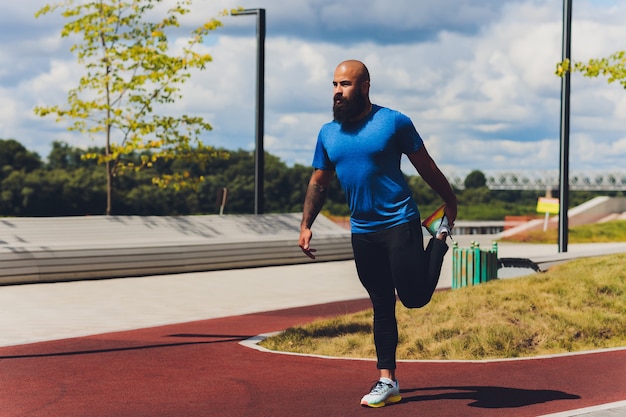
[0,214,353,285]
[499,196,626,238]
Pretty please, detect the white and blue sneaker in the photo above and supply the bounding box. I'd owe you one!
[422,204,453,241]
[436,215,451,240]
[360,377,401,408]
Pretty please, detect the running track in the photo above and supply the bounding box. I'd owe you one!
[1,298,625,417]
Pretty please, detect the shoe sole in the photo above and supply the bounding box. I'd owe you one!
[422,204,447,237]
[360,395,402,408]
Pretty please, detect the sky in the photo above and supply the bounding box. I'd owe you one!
[0,0,625,179]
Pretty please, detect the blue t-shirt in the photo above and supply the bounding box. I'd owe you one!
[312,105,423,233]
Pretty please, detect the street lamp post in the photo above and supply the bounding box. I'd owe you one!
[232,8,266,215]
[559,0,572,253]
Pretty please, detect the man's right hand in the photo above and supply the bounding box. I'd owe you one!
[299,228,317,259]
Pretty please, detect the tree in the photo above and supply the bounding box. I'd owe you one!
[0,139,42,180]
[464,170,487,189]
[35,0,228,215]
[556,51,626,89]
[47,141,97,170]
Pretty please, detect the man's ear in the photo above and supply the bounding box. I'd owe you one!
[361,80,370,96]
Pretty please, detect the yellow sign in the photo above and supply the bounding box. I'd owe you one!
[536,197,560,214]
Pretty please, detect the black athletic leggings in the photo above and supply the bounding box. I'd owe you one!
[351,219,448,370]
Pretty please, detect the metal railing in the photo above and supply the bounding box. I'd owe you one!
[447,171,626,191]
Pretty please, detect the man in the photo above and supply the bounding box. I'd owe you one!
[299,60,458,408]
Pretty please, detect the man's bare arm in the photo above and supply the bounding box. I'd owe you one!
[408,146,458,224]
[299,169,334,258]
[302,183,328,228]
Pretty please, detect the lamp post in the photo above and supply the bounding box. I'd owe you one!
[558,0,572,252]
[232,8,266,214]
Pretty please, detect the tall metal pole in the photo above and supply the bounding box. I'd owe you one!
[255,9,265,215]
[558,0,572,253]
[232,9,265,214]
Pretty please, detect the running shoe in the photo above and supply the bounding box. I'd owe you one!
[436,215,451,239]
[422,204,451,239]
[360,378,401,408]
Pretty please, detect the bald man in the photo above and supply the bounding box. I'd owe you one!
[299,60,457,408]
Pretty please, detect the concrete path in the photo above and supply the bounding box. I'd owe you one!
[3,237,625,347]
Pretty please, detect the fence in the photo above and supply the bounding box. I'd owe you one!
[452,241,498,289]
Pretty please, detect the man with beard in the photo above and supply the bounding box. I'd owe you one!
[299,60,458,408]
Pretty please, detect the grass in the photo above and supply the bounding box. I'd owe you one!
[500,220,626,244]
[260,252,626,360]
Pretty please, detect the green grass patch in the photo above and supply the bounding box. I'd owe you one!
[260,253,626,360]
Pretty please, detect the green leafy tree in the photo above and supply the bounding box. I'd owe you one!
[47,141,99,170]
[0,139,42,179]
[35,0,228,215]
[285,164,314,212]
[214,149,255,214]
[556,51,626,89]
[0,171,26,215]
[464,170,487,189]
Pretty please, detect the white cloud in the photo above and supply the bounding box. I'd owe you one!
[611,136,626,153]
[25,60,80,106]
[0,0,624,178]
[0,92,18,132]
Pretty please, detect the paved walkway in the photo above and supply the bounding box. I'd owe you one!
[1,238,625,416]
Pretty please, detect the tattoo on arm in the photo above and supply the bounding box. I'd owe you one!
[301,183,327,229]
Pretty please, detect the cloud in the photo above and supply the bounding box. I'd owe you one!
[0,92,18,132]
[226,0,521,45]
[0,0,625,177]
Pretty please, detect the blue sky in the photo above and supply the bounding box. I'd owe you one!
[0,0,624,178]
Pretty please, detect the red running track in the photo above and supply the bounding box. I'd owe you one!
[1,298,624,417]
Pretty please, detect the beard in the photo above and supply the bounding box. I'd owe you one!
[333,90,367,124]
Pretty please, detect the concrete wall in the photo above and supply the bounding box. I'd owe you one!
[0,214,352,285]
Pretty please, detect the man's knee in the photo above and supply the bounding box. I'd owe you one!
[398,292,432,309]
